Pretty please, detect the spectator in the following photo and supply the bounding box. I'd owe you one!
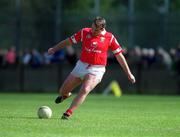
[22,49,32,66]
[157,47,172,70]
[169,48,176,61]
[0,48,4,67]
[147,48,156,68]
[50,50,65,64]
[4,46,17,67]
[132,46,142,66]
[43,51,53,65]
[141,48,149,69]
[65,46,77,66]
[31,49,43,68]
[173,44,180,94]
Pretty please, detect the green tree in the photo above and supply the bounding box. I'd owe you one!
[171,0,180,11]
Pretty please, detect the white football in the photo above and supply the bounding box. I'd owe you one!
[37,106,52,119]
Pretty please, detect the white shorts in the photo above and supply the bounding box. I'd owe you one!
[71,60,106,82]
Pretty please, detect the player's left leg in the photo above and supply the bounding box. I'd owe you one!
[61,73,101,119]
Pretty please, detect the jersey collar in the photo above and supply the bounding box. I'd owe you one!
[90,28,106,36]
[101,29,106,35]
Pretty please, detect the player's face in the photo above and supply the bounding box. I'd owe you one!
[91,21,102,36]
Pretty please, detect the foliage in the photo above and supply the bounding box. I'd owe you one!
[62,0,127,14]
[171,0,180,11]
[0,0,180,49]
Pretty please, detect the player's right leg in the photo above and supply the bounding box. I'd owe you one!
[55,74,82,104]
[61,73,101,119]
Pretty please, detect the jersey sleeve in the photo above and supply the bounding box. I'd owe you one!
[109,35,123,56]
[69,29,83,45]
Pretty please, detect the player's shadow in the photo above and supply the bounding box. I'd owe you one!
[0,115,57,119]
[0,115,37,119]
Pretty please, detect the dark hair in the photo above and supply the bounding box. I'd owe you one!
[93,16,106,29]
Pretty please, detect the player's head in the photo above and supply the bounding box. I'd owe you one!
[91,16,106,35]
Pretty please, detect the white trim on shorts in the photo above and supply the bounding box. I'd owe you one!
[71,60,106,82]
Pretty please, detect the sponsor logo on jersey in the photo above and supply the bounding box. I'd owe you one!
[92,42,97,46]
[100,37,105,42]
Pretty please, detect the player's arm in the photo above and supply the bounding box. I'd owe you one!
[109,35,135,84]
[48,38,72,55]
[115,53,136,84]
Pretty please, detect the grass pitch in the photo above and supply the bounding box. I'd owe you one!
[0,93,180,137]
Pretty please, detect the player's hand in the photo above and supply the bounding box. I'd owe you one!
[48,48,55,55]
[128,73,136,84]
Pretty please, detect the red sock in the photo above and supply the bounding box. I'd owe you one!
[65,109,73,116]
[62,93,71,99]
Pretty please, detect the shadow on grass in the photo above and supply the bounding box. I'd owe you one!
[0,115,58,120]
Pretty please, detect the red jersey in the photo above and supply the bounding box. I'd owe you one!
[69,28,123,66]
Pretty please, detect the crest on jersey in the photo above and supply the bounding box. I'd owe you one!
[86,34,91,39]
[92,42,97,47]
[100,37,105,42]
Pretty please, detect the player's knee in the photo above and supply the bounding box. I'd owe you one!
[81,85,91,95]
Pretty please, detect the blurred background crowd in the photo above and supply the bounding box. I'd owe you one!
[0,45,180,73]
